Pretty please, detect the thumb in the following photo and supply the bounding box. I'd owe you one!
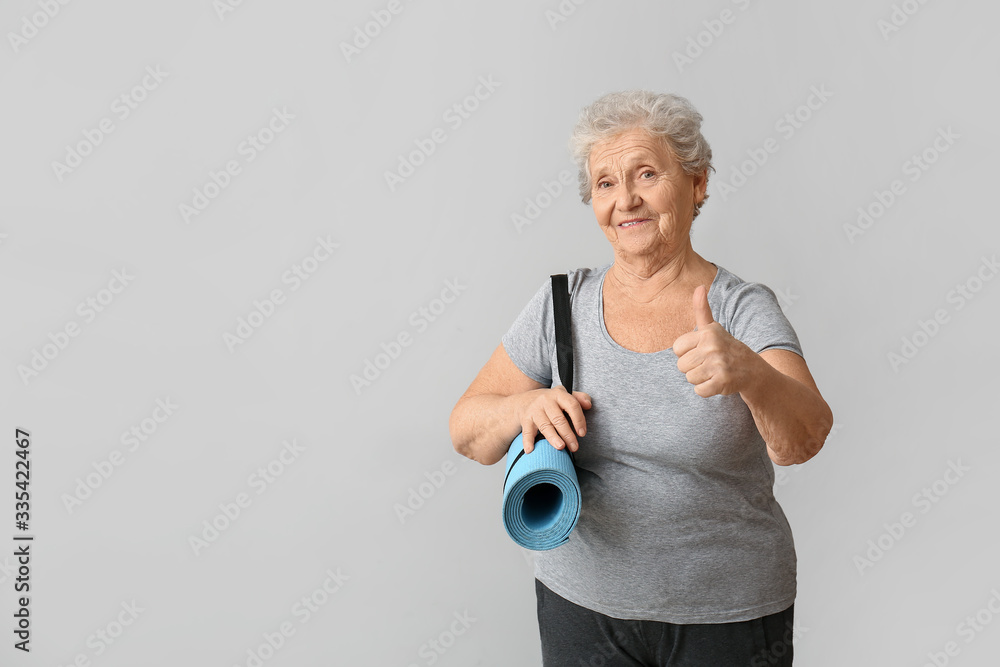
[692,284,714,330]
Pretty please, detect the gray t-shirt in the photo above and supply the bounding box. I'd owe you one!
[501,261,803,624]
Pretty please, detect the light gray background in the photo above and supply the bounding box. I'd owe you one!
[1,1,998,665]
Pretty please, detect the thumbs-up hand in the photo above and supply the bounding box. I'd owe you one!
[673,285,754,398]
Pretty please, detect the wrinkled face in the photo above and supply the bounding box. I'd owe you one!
[588,128,706,259]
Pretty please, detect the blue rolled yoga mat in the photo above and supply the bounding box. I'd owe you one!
[501,433,581,551]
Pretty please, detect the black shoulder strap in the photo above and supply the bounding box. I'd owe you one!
[502,274,577,490]
[551,274,573,394]
[550,274,578,467]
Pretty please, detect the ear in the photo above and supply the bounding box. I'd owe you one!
[692,168,708,206]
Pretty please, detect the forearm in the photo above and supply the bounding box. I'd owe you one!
[449,391,537,466]
[738,353,833,466]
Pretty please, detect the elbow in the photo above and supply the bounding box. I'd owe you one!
[809,398,834,461]
[769,441,820,466]
[452,438,503,467]
[770,401,834,466]
[449,402,500,466]
[769,449,805,467]
[770,439,821,466]
[449,404,473,460]
[450,435,480,464]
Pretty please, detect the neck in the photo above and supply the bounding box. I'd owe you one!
[607,243,712,305]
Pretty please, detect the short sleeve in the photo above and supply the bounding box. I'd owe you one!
[723,282,803,357]
[500,278,554,386]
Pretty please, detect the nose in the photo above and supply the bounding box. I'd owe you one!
[616,176,641,210]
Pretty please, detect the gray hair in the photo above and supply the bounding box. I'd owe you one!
[569,90,714,217]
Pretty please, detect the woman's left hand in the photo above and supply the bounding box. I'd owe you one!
[673,285,759,397]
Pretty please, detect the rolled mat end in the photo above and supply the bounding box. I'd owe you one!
[501,433,581,551]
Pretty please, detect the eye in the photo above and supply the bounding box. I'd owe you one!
[596,180,612,189]
[640,170,656,179]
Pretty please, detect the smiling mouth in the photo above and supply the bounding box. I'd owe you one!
[619,218,649,228]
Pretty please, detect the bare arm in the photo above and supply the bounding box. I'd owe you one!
[739,348,834,466]
[674,285,833,466]
[449,343,591,466]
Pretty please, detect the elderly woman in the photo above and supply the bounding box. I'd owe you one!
[449,91,832,666]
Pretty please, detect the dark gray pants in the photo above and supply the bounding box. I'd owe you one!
[535,579,794,666]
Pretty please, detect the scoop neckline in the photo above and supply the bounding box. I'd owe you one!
[597,262,721,357]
